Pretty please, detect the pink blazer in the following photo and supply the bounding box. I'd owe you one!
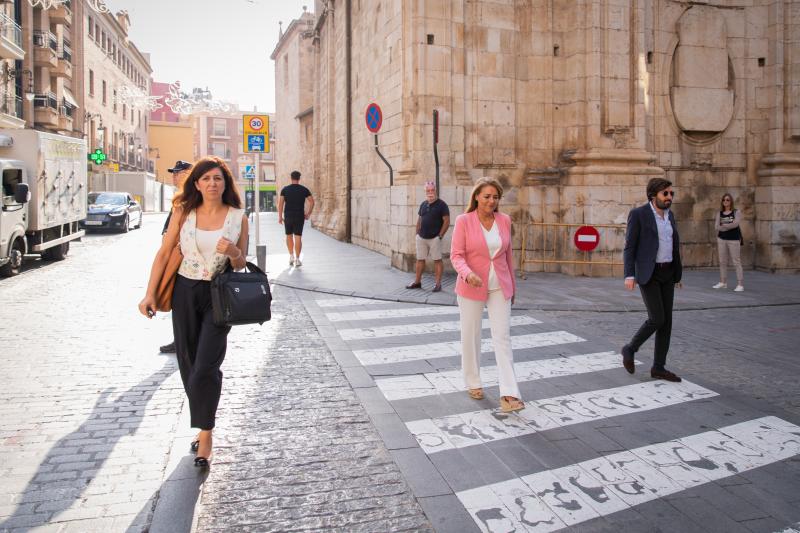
[450,210,516,301]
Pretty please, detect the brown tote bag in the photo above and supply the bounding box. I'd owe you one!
[155,210,188,312]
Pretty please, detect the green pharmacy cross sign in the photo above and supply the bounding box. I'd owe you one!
[88,149,107,164]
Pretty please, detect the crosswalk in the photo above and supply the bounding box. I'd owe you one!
[313,297,800,533]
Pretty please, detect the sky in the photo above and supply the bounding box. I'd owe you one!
[105,0,313,112]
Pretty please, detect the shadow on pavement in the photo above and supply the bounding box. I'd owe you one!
[125,456,206,533]
[0,361,177,532]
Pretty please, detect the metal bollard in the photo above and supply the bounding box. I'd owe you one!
[256,244,267,271]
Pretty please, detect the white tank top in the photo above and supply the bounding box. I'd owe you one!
[195,228,224,264]
[482,221,502,291]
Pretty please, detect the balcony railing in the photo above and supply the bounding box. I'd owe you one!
[0,94,23,119]
[0,14,22,49]
[58,44,72,62]
[60,103,74,118]
[33,30,57,51]
[33,92,58,109]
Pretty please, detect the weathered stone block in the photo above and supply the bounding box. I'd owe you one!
[672,87,734,132]
[674,46,729,89]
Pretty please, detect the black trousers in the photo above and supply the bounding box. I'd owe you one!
[628,263,675,370]
[172,275,231,430]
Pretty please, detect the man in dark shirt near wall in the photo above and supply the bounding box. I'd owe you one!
[278,170,314,267]
[159,160,192,354]
[406,181,450,292]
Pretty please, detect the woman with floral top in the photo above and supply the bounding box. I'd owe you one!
[138,156,248,467]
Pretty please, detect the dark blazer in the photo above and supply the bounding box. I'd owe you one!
[623,203,682,285]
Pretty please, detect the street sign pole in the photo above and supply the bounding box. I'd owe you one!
[254,152,260,249]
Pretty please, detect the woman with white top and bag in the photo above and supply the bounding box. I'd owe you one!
[138,156,248,467]
[450,177,524,413]
[713,193,744,292]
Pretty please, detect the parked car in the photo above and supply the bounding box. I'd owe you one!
[80,192,142,233]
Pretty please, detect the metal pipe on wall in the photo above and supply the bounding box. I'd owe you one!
[344,0,352,243]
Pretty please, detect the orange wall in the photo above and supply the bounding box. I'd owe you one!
[149,121,194,185]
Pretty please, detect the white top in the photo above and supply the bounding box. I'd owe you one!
[482,221,502,291]
[195,228,224,264]
[178,207,245,280]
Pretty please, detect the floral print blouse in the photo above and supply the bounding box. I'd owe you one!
[178,207,245,281]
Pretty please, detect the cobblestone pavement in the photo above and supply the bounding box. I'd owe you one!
[303,293,800,533]
[3,211,799,532]
[0,216,186,532]
[0,214,432,532]
[194,286,432,532]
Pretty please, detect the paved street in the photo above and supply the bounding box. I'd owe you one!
[304,294,800,533]
[0,211,798,532]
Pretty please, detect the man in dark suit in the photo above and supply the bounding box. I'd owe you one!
[622,177,683,382]
[159,160,192,354]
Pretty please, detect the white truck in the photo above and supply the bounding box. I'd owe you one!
[0,130,87,276]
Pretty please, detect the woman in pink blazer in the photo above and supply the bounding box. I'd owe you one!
[450,177,523,412]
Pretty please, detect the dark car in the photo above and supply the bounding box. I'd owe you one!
[81,191,142,233]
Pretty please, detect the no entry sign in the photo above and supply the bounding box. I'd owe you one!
[574,225,600,252]
[365,103,383,133]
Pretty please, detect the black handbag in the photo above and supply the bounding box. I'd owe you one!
[210,261,272,327]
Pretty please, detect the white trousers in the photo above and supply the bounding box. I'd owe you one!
[458,289,521,399]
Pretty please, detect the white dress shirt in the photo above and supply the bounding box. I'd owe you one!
[649,201,674,263]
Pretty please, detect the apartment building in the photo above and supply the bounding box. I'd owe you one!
[83,8,151,176]
[149,80,193,185]
[194,110,277,211]
[1,0,83,136]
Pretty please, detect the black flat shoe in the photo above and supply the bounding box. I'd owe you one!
[190,440,200,453]
[650,368,682,382]
[194,456,210,468]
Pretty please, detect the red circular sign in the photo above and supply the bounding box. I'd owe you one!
[365,103,383,133]
[573,225,600,252]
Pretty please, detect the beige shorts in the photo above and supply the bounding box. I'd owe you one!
[415,235,443,261]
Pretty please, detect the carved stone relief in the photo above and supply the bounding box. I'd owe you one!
[669,6,735,141]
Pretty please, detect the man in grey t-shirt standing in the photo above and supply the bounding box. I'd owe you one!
[406,182,450,292]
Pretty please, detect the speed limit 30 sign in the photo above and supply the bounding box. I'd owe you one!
[243,114,269,153]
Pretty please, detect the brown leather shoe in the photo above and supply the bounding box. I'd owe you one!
[621,345,635,374]
[650,368,682,382]
[405,282,422,289]
[432,284,442,292]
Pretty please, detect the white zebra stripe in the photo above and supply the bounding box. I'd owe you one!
[352,330,584,365]
[376,351,635,401]
[338,315,540,341]
[773,522,800,533]
[407,380,718,455]
[314,297,387,308]
[457,416,800,532]
[325,305,460,322]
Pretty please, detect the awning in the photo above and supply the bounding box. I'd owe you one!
[62,88,78,108]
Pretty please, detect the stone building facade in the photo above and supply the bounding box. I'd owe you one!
[1,0,84,136]
[271,9,315,195]
[83,8,151,176]
[280,0,800,274]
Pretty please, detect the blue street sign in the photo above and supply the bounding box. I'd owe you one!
[244,165,255,180]
[365,103,382,133]
[247,134,265,152]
